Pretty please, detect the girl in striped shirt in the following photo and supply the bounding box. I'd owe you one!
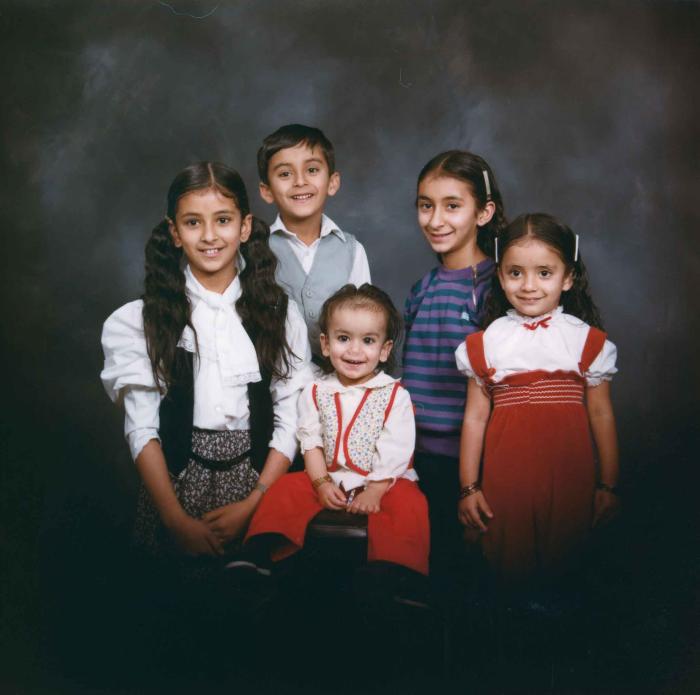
[402,151,506,576]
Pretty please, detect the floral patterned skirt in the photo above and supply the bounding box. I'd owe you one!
[134,428,259,560]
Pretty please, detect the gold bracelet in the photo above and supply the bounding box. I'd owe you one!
[459,482,481,499]
[312,474,332,489]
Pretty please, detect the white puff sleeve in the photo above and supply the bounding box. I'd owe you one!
[101,300,162,461]
[268,300,314,461]
[455,340,484,385]
[296,382,324,454]
[367,386,417,484]
[585,338,618,386]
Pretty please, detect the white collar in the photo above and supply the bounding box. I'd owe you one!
[317,370,397,393]
[270,214,346,243]
[506,305,564,326]
[180,264,261,386]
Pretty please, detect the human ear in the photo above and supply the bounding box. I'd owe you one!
[240,214,253,244]
[379,340,393,364]
[320,333,331,358]
[562,270,574,292]
[259,182,275,205]
[327,171,341,198]
[477,201,496,227]
[168,217,183,248]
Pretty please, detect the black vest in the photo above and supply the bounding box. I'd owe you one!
[159,337,273,477]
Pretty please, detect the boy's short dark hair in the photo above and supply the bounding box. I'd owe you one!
[257,124,335,184]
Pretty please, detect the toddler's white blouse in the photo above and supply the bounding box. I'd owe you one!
[454,307,617,386]
[296,371,418,491]
[101,265,313,462]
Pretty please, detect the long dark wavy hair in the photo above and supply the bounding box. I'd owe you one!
[143,162,291,390]
[416,150,507,259]
[318,283,403,375]
[483,212,603,328]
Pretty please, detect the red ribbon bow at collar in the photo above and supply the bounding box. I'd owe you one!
[523,316,552,331]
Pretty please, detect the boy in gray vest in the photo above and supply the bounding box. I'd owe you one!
[258,124,371,363]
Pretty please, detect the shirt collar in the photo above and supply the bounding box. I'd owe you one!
[185,263,243,308]
[506,305,564,325]
[270,214,346,242]
[319,370,397,393]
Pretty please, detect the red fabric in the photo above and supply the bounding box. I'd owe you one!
[383,382,401,424]
[466,331,493,383]
[579,327,607,374]
[342,390,372,476]
[244,472,430,575]
[470,328,603,584]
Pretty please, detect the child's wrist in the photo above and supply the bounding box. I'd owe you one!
[459,482,482,499]
[311,474,332,490]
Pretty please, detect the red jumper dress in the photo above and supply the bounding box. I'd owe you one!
[466,326,607,583]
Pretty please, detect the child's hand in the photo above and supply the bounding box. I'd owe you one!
[317,482,347,510]
[347,485,385,514]
[592,489,620,528]
[202,498,256,544]
[458,491,493,532]
[168,513,225,556]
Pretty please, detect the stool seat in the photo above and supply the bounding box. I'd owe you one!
[307,509,368,540]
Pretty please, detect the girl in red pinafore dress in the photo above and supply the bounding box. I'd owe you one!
[455,213,620,586]
[244,284,430,576]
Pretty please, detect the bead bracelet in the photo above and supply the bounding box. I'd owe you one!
[459,482,481,499]
[312,474,333,489]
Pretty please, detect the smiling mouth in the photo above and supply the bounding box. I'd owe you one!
[342,359,365,366]
[428,231,453,240]
[201,248,224,257]
[291,193,313,201]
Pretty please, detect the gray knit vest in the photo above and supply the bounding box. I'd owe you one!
[269,230,358,357]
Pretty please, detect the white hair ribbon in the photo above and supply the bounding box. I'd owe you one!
[494,236,499,263]
[482,169,492,200]
[574,234,579,262]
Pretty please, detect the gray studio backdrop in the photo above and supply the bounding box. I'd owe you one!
[2,0,698,683]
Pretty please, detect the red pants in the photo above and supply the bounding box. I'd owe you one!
[245,472,430,575]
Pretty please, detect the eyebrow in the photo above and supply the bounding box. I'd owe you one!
[272,158,324,171]
[416,194,463,202]
[179,209,236,217]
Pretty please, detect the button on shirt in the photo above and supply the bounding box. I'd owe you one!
[269,214,371,286]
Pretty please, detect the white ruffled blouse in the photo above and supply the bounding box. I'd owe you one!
[101,265,313,462]
[454,307,617,386]
[296,371,418,491]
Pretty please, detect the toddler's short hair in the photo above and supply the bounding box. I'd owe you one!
[318,284,402,375]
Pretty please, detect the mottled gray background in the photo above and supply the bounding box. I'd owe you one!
[2,0,699,690]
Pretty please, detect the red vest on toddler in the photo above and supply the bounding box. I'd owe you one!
[312,381,402,476]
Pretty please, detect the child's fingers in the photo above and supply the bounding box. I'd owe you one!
[206,532,225,556]
[479,497,494,519]
[470,508,489,532]
[202,509,221,523]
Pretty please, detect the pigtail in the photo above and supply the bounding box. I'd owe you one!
[142,218,193,391]
[476,184,508,258]
[482,274,511,328]
[236,216,292,379]
[562,256,604,329]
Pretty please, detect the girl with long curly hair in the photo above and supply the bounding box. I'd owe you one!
[101,162,311,567]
